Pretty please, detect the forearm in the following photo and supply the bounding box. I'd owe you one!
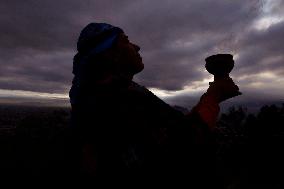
[187,93,220,131]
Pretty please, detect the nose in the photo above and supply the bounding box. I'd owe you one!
[132,43,140,52]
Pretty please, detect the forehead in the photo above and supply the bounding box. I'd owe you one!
[115,33,130,46]
[117,32,129,40]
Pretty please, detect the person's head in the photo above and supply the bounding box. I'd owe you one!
[75,23,144,84]
[110,32,144,76]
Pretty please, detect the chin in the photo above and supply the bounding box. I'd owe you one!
[132,62,144,74]
[137,62,144,72]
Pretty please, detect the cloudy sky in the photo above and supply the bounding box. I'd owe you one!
[0,0,283,109]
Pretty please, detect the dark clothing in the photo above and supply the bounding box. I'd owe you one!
[69,81,216,187]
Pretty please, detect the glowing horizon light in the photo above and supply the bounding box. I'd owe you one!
[149,77,212,99]
[0,89,69,99]
[237,71,279,81]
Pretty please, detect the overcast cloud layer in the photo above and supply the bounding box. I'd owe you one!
[0,0,283,108]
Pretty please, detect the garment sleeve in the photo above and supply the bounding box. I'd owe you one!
[189,93,220,130]
[128,83,219,145]
[128,84,218,184]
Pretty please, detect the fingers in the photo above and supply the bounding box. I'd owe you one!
[206,78,241,103]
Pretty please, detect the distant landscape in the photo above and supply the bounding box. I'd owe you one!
[1,103,284,187]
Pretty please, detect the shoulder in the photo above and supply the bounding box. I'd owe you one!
[128,82,153,96]
[128,82,167,105]
[128,82,185,117]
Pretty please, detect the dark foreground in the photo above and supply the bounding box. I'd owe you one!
[1,104,284,188]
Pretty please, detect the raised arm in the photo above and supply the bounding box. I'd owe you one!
[187,77,240,135]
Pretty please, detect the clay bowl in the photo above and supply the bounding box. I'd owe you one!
[205,54,234,76]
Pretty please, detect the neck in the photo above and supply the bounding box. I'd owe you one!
[93,73,133,89]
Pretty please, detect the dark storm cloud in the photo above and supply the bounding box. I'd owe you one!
[0,0,135,93]
[246,24,283,71]
[0,0,134,51]
[0,49,72,93]
[0,0,283,106]
[1,0,78,51]
[121,0,262,90]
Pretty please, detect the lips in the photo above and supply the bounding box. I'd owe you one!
[137,53,142,60]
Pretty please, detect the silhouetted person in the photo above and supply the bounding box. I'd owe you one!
[69,23,240,187]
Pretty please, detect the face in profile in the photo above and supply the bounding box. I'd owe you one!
[114,33,144,75]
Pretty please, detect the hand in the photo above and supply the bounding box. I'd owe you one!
[205,77,241,103]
